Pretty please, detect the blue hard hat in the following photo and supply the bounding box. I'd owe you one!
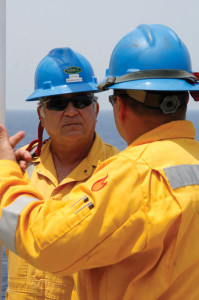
[26,47,99,101]
[98,24,199,91]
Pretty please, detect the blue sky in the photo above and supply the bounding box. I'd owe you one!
[5,0,199,111]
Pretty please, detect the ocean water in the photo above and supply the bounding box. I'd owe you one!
[6,109,127,151]
[5,109,199,151]
[1,109,199,298]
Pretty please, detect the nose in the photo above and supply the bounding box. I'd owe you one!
[63,101,79,117]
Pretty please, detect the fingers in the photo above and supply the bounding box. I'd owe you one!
[18,160,29,173]
[15,149,32,163]
[9,131,25,149]
[0,124,9,139]
[0,124,16,161]
[15,148,32,173]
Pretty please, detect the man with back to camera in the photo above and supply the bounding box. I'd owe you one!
[1,24,199,299]
[4,47,119,299]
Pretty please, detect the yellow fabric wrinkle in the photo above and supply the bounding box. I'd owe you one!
[5,133,119,300]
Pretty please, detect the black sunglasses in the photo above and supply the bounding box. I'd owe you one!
[109,94,128,106]
[109,95,118,106]
[45,95,94,111]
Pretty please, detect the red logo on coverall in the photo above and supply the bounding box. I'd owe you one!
[91,175,108,191]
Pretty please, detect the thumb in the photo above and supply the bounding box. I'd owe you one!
[0,124,16,161]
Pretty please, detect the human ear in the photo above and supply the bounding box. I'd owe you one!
[118,97,127,121]
[95,101,99,116]
[37,107,45,127]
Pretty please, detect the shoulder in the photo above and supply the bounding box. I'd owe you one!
[94,133,120,160]
[103,142,120,158]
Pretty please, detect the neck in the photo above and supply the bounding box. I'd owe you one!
[50,135,95,183]
[126,116,181,145]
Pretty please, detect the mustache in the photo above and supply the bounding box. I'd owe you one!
[62,118,83,126]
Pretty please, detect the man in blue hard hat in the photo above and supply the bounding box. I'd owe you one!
[4,47,119,300]
[1,24,199,299]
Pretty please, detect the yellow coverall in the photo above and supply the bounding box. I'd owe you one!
[5,133,119,300]
[1,121,199,299]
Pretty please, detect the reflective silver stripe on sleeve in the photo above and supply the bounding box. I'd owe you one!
[164,164,199,189]
[0,196,39,254]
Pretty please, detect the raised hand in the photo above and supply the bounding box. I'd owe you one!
[0,124,18,161]
[0,124,32,171]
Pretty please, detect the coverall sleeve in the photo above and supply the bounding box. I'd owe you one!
[0,157,148,276]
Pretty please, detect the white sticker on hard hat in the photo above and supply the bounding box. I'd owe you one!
[66,74,83,83]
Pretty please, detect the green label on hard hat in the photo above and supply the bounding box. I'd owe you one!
[64,66,82,74]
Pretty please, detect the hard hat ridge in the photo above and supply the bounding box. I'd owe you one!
[98,24,199,92]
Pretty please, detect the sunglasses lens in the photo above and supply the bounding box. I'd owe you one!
[46,99,68,111]
[73,96,93,108]
[109,95,117,106]
[46,95,93,111]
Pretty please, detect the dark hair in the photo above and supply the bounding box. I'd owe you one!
[115,90,188,120]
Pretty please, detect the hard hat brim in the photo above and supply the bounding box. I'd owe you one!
[98,78,199,92]
[26,83,100,101]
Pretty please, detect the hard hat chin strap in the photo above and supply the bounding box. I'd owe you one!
[25,121,48,157]
[190,72,199,101]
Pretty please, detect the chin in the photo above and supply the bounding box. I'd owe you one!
[64,132,83,140]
